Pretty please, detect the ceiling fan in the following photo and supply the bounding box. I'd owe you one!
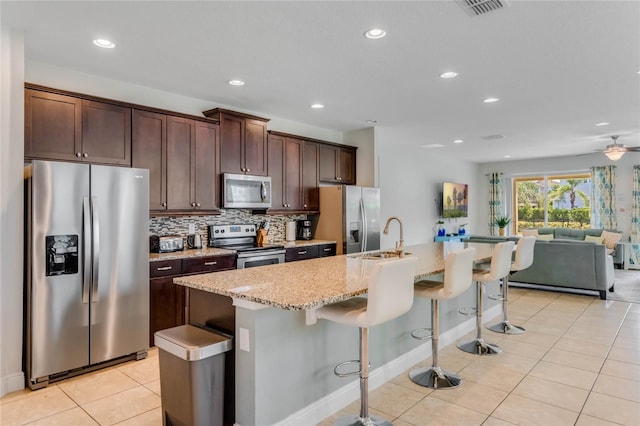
[598,135,640,161]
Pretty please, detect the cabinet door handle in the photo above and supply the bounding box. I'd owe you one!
[246,168,250,173]
[298,250,307,255]
[156,266,172,271]
[323,248,332,252]
[304,204,307,208]
[83,152,89,158]
[204,261,217,266]
[76,152,82,158]
[161,202,167,207]
[196,202,201,207]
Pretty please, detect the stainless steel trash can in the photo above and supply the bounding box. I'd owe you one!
[155,325,233,426]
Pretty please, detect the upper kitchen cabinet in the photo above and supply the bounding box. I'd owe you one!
[81,100,131,165]
[25,87,131,166]
[319,144,357,185]
[267,133,302,211]
[166,116,219,212]
[132,110,167,210]
[133,110,219,214]
[203,108,269,176]
[302,141,320,211]
[25,89,82,162]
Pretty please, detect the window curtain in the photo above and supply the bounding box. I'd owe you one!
[590,165,617,230]
[631,165,640,242]
[488,172,504,236]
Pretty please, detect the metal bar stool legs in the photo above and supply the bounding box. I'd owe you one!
[409,299,462,389]
[487,275,525,334]
[457,282,502,355]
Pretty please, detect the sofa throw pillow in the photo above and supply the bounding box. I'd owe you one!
[601,230,622,250]
[585,235,604,244]
[537,233,553,240]
[521,229,539,237]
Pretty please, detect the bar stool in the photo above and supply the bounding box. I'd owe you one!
[487,236,535,335]
[314,256,417,426]
[457,241,514,355]
[409,247,476,389]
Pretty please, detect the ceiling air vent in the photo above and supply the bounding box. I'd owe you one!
[480,134,505,140]
[456,0,509,17]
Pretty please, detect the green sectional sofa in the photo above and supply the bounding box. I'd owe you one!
[466,228,620,300]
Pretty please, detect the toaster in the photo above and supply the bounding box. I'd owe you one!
[150,235,184,253]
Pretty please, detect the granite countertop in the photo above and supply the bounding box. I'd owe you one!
[174,242,496,310]
[149,239,337,262]
[149,247,235,262]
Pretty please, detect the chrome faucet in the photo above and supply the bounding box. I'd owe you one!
[383,216,404,257]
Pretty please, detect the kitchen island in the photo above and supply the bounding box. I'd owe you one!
[174,242,499,426]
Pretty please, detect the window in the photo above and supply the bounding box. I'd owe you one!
[513,173,591,233]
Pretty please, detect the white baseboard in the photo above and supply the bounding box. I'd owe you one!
[1,372,25,398]
[275,304,501,426]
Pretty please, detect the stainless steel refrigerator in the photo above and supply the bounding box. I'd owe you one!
[315,186,380,255]
[24,160,149,389]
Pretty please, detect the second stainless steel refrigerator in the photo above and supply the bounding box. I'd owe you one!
[25,160,149,389]
[315,185,380,255]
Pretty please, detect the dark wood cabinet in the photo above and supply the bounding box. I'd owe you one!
[318,243,337,257]
[132,110,167,210]
[302,141,320,211]
[285,243,336,262]
[148,254,236,347]
[25,89,82,161]
[319,144,356,185]
[268,134,302,211]
[136,114,218,213]
[25,89,131,166]
[81,100,131,165]
[285,245,319,262]
[203,109,269,176]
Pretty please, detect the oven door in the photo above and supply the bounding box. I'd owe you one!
[237,252,285,269]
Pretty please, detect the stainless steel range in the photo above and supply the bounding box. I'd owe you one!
[208,224,285,268]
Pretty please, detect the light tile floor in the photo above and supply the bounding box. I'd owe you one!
[1,288,639,426]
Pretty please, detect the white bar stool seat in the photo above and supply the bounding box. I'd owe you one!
[457,241,514,355]
[315,256,417,426]
[410,247,476,389]
[487,236,535,334]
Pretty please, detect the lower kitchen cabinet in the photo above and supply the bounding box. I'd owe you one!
[285,243,337,262]
[148,254,236,347]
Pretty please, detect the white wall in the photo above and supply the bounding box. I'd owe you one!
[477,153,636,237]
[375,128,479,249]
[0,25,25,397]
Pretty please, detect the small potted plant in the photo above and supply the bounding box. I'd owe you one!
[494,216,512,236]
[436,220,446,237]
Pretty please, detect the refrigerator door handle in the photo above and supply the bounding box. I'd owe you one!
[82,197,91,304]
[91,196,100,303]
[360,198,367,252]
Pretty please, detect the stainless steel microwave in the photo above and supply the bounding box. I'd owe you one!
[222,173,272,209]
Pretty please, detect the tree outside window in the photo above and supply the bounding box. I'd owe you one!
[513,174,591,233]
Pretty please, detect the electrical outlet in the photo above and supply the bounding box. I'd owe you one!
[188,223,195,234]
[239,328,250,352]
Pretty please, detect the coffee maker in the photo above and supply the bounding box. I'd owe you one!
[297,220,313,240]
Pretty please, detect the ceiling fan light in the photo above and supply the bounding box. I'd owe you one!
[604,150,625,161]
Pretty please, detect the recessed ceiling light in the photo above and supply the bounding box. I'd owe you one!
[366,120,378,124]
[440,71,458,79]
[93,39,115,49]
[364,28,386,39]
[504,155,511,158]
[453,139,464,144]
[483,97,500,103]
[228,80,245,86]
[310,103,324,109]
[422,144,445,148]
[595,122,610,126]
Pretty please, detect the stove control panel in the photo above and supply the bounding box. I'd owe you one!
[210,224,257,239]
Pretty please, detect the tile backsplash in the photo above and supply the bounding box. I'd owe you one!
[149,209,308,246]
